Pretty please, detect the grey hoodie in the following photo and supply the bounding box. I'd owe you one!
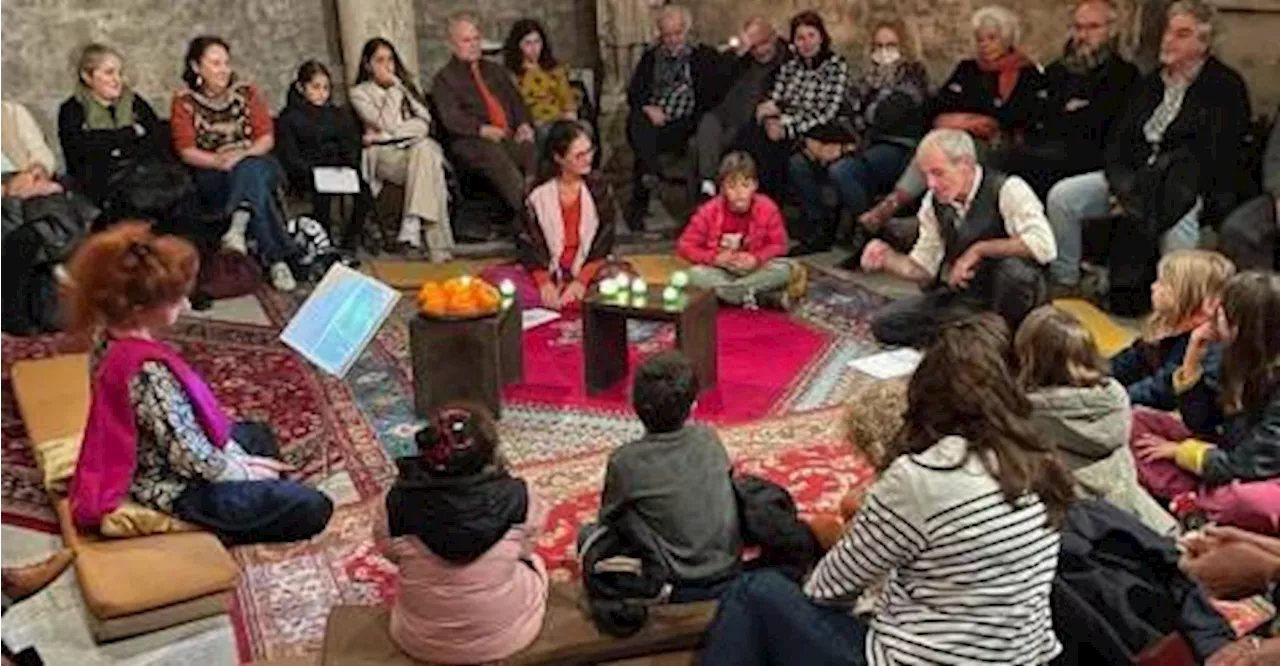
[1029,379,1178,535]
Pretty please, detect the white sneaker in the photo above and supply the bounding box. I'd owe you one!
[221,227,248,254]
[397,216,423,249]
[700,180,717,197]
[269,262,297,292]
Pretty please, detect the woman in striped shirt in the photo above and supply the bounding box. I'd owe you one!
[701,313,1075,665]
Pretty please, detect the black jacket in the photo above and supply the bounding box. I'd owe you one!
[276,88,363,193]
[928,58,1048,135]
[57,94,166,206]
[627,43,726,117]
[385,458,529,564]
[1104,56,1252,221]
[1035,52,1139,173]
[1178,362,1280,486]
[1050,500,1234,665]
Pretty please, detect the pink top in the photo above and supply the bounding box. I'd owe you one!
[373,491,550,664]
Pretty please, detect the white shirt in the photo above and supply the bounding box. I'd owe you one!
[908,167,1057,278]
[805,436,1063,666]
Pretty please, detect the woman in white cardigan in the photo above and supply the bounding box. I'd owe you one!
[349,38,453,261]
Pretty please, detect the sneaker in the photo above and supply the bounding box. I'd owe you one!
[397,216,424,249]
[757,289,792,312]
[270,262,297,292]
[700,180,717,198]
[743,289,759,310]
[221,227,248,255]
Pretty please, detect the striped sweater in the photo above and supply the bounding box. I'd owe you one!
[805,436,1063,665]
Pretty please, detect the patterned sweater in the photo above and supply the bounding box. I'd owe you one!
[170,82,273,154]
[516,64,575,124]
[768,51,851,140]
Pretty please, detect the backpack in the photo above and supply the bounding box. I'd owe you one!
[578,524,672,638]
[733,475,819,581]
[1,192,98,335]
[284,215,347,282]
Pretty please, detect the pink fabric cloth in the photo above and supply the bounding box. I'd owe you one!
[481,264,542,310]
[1130,407,1280,534]
[373,492,550,664]
[677,193,788,266]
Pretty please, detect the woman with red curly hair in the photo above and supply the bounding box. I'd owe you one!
[63,222,332,544]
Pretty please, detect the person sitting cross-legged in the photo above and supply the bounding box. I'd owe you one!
[677,152,793,310]
[861,128,1055,349]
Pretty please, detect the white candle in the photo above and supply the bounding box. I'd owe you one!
[662,286,679,302]
[499,279,516,297]
[630,278,648,294]
[599,279,619,297]
[670,270,689,288]
[615,274,631,292]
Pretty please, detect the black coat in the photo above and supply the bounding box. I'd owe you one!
[57,94,167,206]
[1178,361,1280,487]
[928,58,1048,135]
[1035,53,1139,174]
[627,43,727,117]
[276,88,363,193]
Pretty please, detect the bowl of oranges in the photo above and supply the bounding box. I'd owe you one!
[416,276,504,320]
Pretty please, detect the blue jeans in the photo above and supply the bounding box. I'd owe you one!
[789,143,911,248]
[192,156,297,263]
[700,569,869,666]
[1045,170,1202,286]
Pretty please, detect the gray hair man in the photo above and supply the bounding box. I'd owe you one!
[1044,0,1251,308]
[861,128,1057,348]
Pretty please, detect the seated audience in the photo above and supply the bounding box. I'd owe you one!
[432,13,536,237]
[374,403,548,664]
[861,129,1056,348]
[350,39,453,260]
[700,314,1071,665]
[57,43,167,209]
[1015,305,1177,534]
[63,222,333,543]
[0,97,57,176]
[278,60,369,250]
[1179,526,1280,662]
[690,16,789,201]
[990,0,1138,199]
[789,18,929,257]
[678,152,793,310]
[171,35,298,291]
[1111,250,1235,409]
[1046,0,1251,296]
[1132,271,1280,534]
[485,120,615,311]
[1219,113,1279,271]
[860,5,1048,228]
[586,351,741,602]
[624,4,722,231]
[503,19,577,141]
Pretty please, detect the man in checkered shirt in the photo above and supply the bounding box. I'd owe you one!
[624,5,727,232]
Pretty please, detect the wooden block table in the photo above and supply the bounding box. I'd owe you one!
[582,286,717,395]
[409,302,523,418]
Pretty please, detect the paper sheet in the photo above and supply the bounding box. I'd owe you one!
[312,166,361,194]
[522,308,561,331]
[847,348,923,379]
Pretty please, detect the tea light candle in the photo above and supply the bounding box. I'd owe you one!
[459,275,472,287]
[498,279,516,297]
[599,278,620,297]
[670,270,689,288]
[614,274,631,292]
[630,278,648,294]
[501,296,514,310]
[662,286,679,302]
[631,295,647,308]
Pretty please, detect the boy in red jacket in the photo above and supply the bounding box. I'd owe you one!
[676,152,794,309]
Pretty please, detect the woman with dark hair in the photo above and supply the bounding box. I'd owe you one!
[504,19,577,136]
[63,222,333,544]
[789,18,930,256]
[374,402,549,663]
[277,60,370,249]
[700,313,1072,665]
[481,120,616,310]
[349,37,453,261]
[57,43,167,209]
[171,35,299,291]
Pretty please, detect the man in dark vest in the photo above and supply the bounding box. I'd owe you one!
[861,128,1056,348]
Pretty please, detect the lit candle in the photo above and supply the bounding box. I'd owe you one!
[599,278,620,297]
[499,279,516,297]
[459,275,472,288]
[630,278,648,295]
[662,286,679,302]
[631,295,647,308]
[615,274,631,292]
[670,270,689,288]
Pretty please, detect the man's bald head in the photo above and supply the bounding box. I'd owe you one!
[741,16,778,62]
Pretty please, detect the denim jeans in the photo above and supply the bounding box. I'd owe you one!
[700,569,869,666]
[192,156,297,263]
[788,143,911,249]
[1045,170,1201,286]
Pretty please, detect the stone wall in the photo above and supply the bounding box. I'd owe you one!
[1,0,343,159]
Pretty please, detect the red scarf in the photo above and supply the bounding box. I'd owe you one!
[977,50,1031,102]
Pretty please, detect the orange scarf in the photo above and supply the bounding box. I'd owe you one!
[977,50,1031,102]
[470,62,509,130]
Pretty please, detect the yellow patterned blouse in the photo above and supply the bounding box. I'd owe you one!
[517,64,576,124]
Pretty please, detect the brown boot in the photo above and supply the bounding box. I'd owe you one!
[2,549,74,602]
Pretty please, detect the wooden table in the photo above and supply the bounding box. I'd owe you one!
[582,286,717,395]
[408,302,523,418]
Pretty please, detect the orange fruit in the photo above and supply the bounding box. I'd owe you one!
[422,294,448,316]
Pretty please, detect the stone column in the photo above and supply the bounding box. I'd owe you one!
[596,0,663,110]
[336,0,421,86]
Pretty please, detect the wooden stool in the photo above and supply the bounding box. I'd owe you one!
[409,303,522,418]
[582,286,717,395]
